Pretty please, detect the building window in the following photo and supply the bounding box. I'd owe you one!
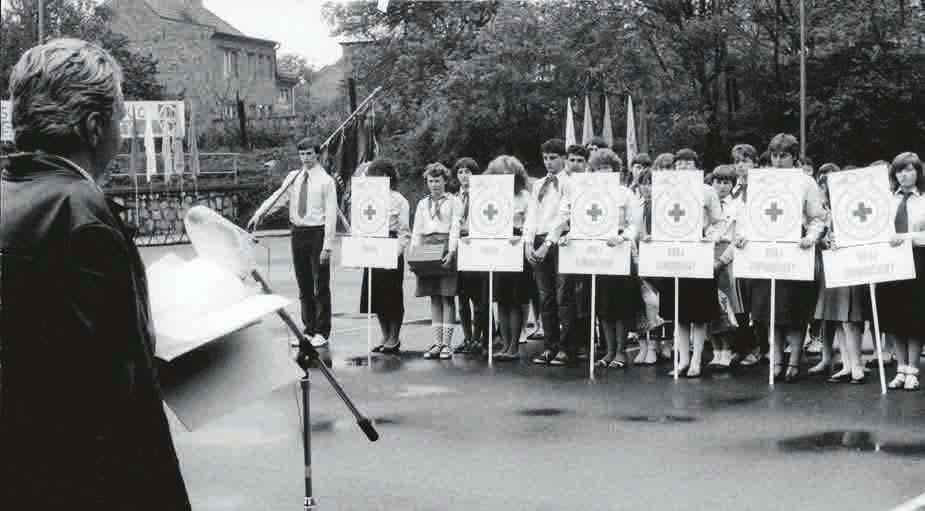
[223,103,237,119]
[223,49,240,78]
[257,55,264,77]
[248,53,256,78]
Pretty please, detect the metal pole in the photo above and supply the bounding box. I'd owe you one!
[300,373,317,510]
[38,0,44,43]
[799,0,806,160]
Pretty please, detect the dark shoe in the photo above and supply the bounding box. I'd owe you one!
[668,365,690,377]
[773,363,785,382]
[380,342,401,355]
[828,367,851,383]
[527,331,545,341]
[532,349,557,365]
[371,344,385,353]
[454,339,475,354]
[549,351,577,367]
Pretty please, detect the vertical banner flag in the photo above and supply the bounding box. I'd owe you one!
[823,164,916,287]
[458,174,521,272]
[565,98,577,148]
[581,96,594,146]
[341,176,398,269]
[143,104,157,182]
[639,170,713,278]
[601,96,614,148]
[626,95,637,170]
[0,100,12,142]
[162,134,174,179]
[128,108,138,178]
[733,168,815,280]
[188,102,200,177]
[559,173,632,275]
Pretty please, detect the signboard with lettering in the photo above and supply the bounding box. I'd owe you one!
[350,177,391,238]
[559,240,631,275]
[0,100,12,142]
[652,170,704,242]
[458,239,523,272]
[468,175,514,239]
[822,242,916,288]
[733,242,815,281]
[637,241,714,279]
[744,168,805,243]
[341,237,399,269]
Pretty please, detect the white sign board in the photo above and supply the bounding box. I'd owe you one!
[0,100,12,142]
[350,177,391,238]
[341,236,399,269]
[733,242,815,281]
[827,164,894,247]
[458,239,523,272]
[569,173,626,240]
[745,168,805,242]
[559,240,631,275]
[822,243,916,288]
[652,170,704,242]
[469,175,514,239]
[637,241,714,279]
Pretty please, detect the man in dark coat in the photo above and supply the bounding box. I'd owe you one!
[0,38,191,510]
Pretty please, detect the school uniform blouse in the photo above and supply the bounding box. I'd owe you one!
[551,174,639,241]
[732,172,826,242]
[388,190,412,252]
[892,189,925,245]
[710,195,744,265]
[410,194,462,252]
[523,172,569,243]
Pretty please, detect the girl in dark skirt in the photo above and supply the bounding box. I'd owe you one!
[410,163,462,360]
[878,152,925,391]
[451,157,489,354]
[360,160,411,354]
[734,134,827,382]
[652,149,724,377]
[475,155,533,361]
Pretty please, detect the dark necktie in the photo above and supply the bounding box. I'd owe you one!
[644,199,652,235]
[297,172,310,218]
[895,191,913,234]
[538,174,558,202]
[460,190,470,225]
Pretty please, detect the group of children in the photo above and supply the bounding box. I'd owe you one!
[356,134,925,391]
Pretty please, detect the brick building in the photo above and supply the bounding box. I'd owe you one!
[106,0,300,133]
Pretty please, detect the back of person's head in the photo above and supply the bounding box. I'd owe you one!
[10,38,124,155]
[588,148,623,173]
[587,135,609,149]
[453,157,481,175]
[485,155,528,193]
[731,144,758,162]
[541,138,567,155]
[632,153,652,167]
[567,144,590,159]
[767,133,800,161]
[674,148,698,166]
[710,164,736,184]
[366,159,399,190]
[296,137,321,153]
[653,152,675,170]
[759,150,771,166]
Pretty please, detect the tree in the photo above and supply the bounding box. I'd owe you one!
[1,0,163,100]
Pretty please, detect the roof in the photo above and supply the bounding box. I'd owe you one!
[143,0,246,38]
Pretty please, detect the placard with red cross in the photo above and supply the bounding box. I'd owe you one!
[350,177,390,238]
[651,170,704,242]
[827,164,894,246]
[469,175,514,239]
[745,168,805,243]
[569,173,625,240]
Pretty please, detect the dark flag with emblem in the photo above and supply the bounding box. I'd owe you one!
[323,108,378,232]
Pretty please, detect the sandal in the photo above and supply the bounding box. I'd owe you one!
[904,367,920,391]
[371,344,385,353]
[595,357,613,368]
[423,344,442,359]
[773,363,785,382]
[785,364,801,383]
[888,366,907,390]
[608,358,627,369]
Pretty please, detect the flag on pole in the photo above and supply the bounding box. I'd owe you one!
[626,95,638,170]
[565,98,576,148]
[162,132,174,179]
[188,102,200,177]
[581,96,594,146]
[143,106,157,182]
[602,96,614,148]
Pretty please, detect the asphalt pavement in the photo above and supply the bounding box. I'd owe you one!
[142,235,925,511]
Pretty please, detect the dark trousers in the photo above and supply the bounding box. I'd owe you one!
[291,226,331,338]
[532,235,576,355]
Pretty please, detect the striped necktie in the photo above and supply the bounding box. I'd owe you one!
[297,172,310,218]
[538,174,558,202]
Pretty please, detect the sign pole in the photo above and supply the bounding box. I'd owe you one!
[673,277,680,380]
[367,267,373,368]
[769,278,776,386]
[488,270,494,367]
[869,283,887,394]
[590,274,596,379]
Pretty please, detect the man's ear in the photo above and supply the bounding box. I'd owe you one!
[82,111,105,149]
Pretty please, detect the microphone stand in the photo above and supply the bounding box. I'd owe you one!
[249,269,379,510]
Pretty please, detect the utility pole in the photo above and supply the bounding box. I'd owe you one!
[38,0,45,44]
[800,0,807,160]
